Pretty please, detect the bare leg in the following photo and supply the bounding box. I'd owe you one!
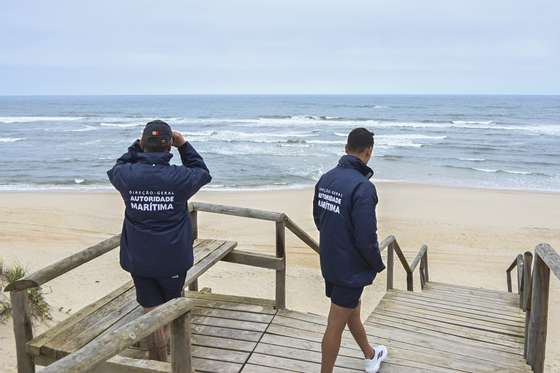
[144,306,168,362]
[346,301,374,359]
[321,303,354,373]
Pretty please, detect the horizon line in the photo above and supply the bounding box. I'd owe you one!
[1,93,559,97]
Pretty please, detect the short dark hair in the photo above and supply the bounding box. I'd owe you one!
[346,128,374,153]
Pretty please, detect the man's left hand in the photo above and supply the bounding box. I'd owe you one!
[172,131,187,147]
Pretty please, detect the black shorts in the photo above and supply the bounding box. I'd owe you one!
[131,272,187,308]
[325,281,364,309]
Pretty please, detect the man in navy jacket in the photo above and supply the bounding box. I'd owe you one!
[107,120,211,361]
[313,128,387,373]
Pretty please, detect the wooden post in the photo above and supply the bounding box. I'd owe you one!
[419,259,425,290]
[526,254,550,373]
[523,251,533,359]
[424,250,429,283]
[188,209,199,292]
[406,271,413,292]
[10,290,35,373]
[386,243,394,291]
[419,254,427,289]
[516,254,524,309]
[171,312,192,373]
[275,221,286,309]
[507,270,513,293]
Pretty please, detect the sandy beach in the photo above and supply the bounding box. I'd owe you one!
[1,182,559,372]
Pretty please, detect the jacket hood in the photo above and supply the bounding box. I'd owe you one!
[338,155,374,179]
[136,151,173,165]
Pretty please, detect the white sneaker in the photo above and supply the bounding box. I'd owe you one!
[364,345,388,373]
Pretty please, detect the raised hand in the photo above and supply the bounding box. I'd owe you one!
[172,131,187,147]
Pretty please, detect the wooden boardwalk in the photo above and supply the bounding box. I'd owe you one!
[179,283,532,373]
[24,278,533,372]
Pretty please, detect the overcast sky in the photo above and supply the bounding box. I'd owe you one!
[1,0,559,95]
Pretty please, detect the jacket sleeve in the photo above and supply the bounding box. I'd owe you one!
[107,140,142,191]
[176,142,212,199]
[351,182,385,272]
[312,181,321,231]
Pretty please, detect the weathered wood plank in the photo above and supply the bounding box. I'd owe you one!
[188,298,276,315]
[184,241,238,287]
[385,291,524,320]
[527,252,551,373]
[51,288,139,357]
[421,288,519,308]
[386,240,394,290]
[423,284,519,303]
[222,249,285,270]
[191,357,242,373]
[266,322,529,368]
[192,307,274,324]
[393,289,520,312]
[284,216,319,254]
[536,243,560,280]
[241,364,294,373]
[37,354,246,373]
[370,311,524,344]
[383,295,524,326]
[366,317,523,355]
[10,290,35,373]
[191,202,286,222]
[171,312,191,373]
[275,221,286,309]
[192,315,269,332]
[28,281,134,357]
[192,334,256,352]
[259,333,531,373]
[192,345,248,364]
[41,298,194,373]
[247,352,361,373]
[427,281,517,297]
[186,290,276,309]
[376,300,524,336]
[192,324,263,342]
[409,245,427,273]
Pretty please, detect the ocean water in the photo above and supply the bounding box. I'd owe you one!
[0,95,559,192]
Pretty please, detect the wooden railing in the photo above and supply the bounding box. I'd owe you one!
[381,235,429,291]
[506,244,559,373]
[188,202,319,309]
[5,201,407,373]
[4,236,122,373]
[189,203,430,295]
[40,297,194,373]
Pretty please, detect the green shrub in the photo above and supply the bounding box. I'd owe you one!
[0,261,52,323]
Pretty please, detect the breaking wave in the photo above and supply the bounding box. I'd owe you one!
[0,137,25,143]
[0,116,83,123]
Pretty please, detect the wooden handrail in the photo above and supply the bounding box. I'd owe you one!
[190,201,286,222]
[4,235,121,292]
[284,216,319,254]
[41,298,194,373]
[506,244,559,373]
[385,238,429,292]
[189,202,320,255]
[410,245,428,273]
[536,243,560,280]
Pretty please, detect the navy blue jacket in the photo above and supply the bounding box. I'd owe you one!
[313,155,385,288]
[107,141,211,278]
